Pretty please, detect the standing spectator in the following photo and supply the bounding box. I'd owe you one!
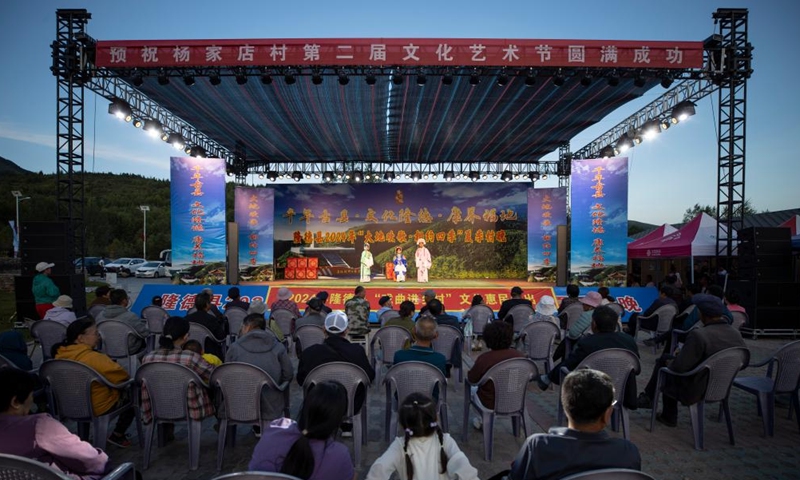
[32,261,60,319]
[344,286,371,336]
[249,380,353,480]
[385,300,417,340]
[185,293,226,358]
[226,286,250,311]
[43,295,77,327]
[271,287,301,318]
[509,369,641,479]
[96,289,149,355]
[498,286,533,323]
[393,315,447,376]
[90,285,111,307]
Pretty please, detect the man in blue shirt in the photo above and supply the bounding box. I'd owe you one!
[393,315,447,376]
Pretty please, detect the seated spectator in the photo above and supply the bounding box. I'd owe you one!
[96,289,149,354]
[0,368,110,479]
[419,289,438,316]
[0,330,33,370]
[249,380,353,480]
[530,295,558,326]
[43,295,77,327]
[367,393,479,480]
[597,287,613,305]
[623,285,678,338]
[226,313,293,423]
[314,291,333,315]
[90,285,111,306]
[183,339,222,366]
[537,306,639,410]
[557,284,581,314]
[151,295,165,308]
[385,300,417,340]
[552,291,602,362]
[509,369,641,480]
[226,286,250,311]
[393,315,447,376]
[463,295,488,350]
[295,297,326,331]
[185,292,226,358]
[375,295,394,320]
[428,299,460,330]
[498,286,533,323]
[53,318,135,448]
[468,321,524,430]
[271,287,301,318]
[248,299,285,342]
[201,288,225,323]
[141,317,215,442]
[724,289,747,314]
[680,285,733,331]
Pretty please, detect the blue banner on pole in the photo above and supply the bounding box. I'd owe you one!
[235,186,274,280]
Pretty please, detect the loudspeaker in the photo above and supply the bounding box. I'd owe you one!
[556,225,568,286]
[20,221,73,276]
[738,227,791,243]
[739,266,793,283]
[738,227,791,257]
[732,279,800,330]
[14,276,37,321]
[748,307,800,330]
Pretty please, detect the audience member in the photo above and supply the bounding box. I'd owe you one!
[226,313,293,423]
[376,295,394,320]
[419,289,438,316]
[428,299,460,330]
[32,261,60,319]
[226,286,250,311]
[680,285,732,331]
[151,295,164,308]
[53,318,135,448]
[529,295,558,325]
[623,285,678,337]
[90,285,111,306]
[249,380,353,480]
[393,315,447,376]
[271,287,301,318]
[596,287,613,305]
[96,289,149,354]
[183,339,222,366]
[295,297,326,331]
[385,300,417,340]
[644,274,656,288]
[344,285,371,336]
[248,299,285,342]
[0,330,33,370]
[552,291,603,362]
[636,294,746,426]
[0,368,110,479]
[201,288,226,323]
[314,291,333,315]
[725,289,747,314]
[498,286,533,322]
[367,392,479,480]
[509,369,641,480]
[43,295,77,326]
[185,292,226,358]
[557,284,581,314]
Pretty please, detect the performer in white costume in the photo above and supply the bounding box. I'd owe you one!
[414,238,432,283]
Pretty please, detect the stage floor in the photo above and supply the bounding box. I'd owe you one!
[244,278,550,288]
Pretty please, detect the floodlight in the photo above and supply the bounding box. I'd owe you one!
[444,171,454,181]
[469,70,481,86]
[183,74,195,86]
[541,174,548,180]
[284,71,296,85]
[392,72,404,85]
[528,171,540,181]
[384,171,395,182]
[132,70,144,87]
[633,74,646,88]
[235,68,247,85]
[261,71,273,85]
[552,71,565,87]
[410,171,421,182]
[580,74,592,87]
[501,171,513,182]
[209,71,221,86]
[661,74,674,89]
[442,71,453,85]
[132,118,143,129]
[291,171,303,182]
[600,146,615,158]
[337,70,349,86]
[189,146,207,158]
[616,135,634,153]
[416,74,427,86]
[267,171,278,182]
[642,120,661,140]
[323,171,334,182]
[167,133,186,150]
[352,171,363,183]
[365,71,377,85]
[157,69,169,86]
[468,171,480,182]
[525,70,537,87]
[496,71,509,86]
[607,72,620,87]
[671,101,696,123]
[108,99,132,122]
[143,119,163,138]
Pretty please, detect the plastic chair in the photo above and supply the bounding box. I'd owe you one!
[433,325,464,382]
[188,322,227,358]
[270,308,296,354]
[556,349,641,440]
[39,359,137,451]
[97,320,146,375]
[210,363,290,471]
[379,310,401,326]
[519,321,561,375]
[383,361,448,442]
[88,304,106,320]
[463,304,494,351]
[638,304,678,353]
[0,453,137,480]
[732,340,800,436]
[559,468,656,479]
[135,362,212,470]
[224,306,248,342]
[141,306,169,351]
[560,303,585,338]
[294,324,326,355]
[302,362,371,464]
[370,326,414,385]
[210,473,302,480]
[30,321,66,361]
[650,346,750,450]
[503,304,534,334]
[462,357,539,461]
[730,311,749,330]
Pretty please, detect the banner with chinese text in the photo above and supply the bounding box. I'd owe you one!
[273,183,528,280]
[235,186,274,280]
[132,285,269,317]
[170,157,227,274]
[570,157,629,286]
[527,187,567,278]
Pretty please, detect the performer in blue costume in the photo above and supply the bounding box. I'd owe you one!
[393,247,408,282]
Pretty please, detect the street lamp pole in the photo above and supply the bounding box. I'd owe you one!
[11,191,31,259]
[139,205,150,259]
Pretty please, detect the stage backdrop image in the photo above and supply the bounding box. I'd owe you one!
[527,187,568,279]
[170,157,227,283]
[570,157,629,286]
[273,183,528,280]
[234,186,274,281]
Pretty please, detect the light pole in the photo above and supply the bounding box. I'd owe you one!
[139,205,150,259]
[11,191,31,259]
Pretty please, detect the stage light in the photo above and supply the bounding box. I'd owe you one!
[108,99,132,122]
[468,171,480,182]
[600,146,615,158]
[525,70,537,87]
[284,71,296,85]
[157,69,169,86]
[661,74,674,89]
[633,74,646,88]
[313,173,320,179]
[501,170,513,182]
[528,171,540,181]
[323,171,334,182]
[159,130,169,142]
[312,70,323,85]
[190,146,207,158]
[417,74,427,86]
[235,68,247,85]
[183,145,192,155]
[183,74,195,86]
[444,171,454,182]
[541,174,548,180]
[291,171,303,182]
[616,135,634,153]
[580,74,592,87]
[338,69,349,86]
[132,70,144,87]
[671,100,696,123]
[392,73,404,85]
[482,173,488,180]
[132,118,143,129]
[410,171,421,182]
[469,70,481,86]
[261,71,273,85]
[364,173,372,181]
[492,173,499,180]
[143,119,163,138]
[167,133,186,151]
[607,72,620,87]
[659,118,671,131]
[514,173,521,180]
[267,171,278,182]
[442,71,453,85]
[365,71,377,85]
[496,71,509,86]
[642,120,661,140]
[552,71,565,87]
[353,171,363,183]
[384,171,395,182]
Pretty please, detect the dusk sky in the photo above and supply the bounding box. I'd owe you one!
[1,0,798,225]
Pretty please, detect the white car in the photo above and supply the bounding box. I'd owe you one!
[135,261,168,278]
[104,258,146,277]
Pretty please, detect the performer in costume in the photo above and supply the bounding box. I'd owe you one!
[414,239,432,283]
[360,243,374,283]
[393,247,408,282]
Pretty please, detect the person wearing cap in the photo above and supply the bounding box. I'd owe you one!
[623,285,679,338]
[90,285,112,307]
[414,238,432,283]
[248,299,285,342]
[270,287,301,319]
[392,246,408,282]
[43,295,77,327]
[498,286,533,323]
[565,291,604,341]
[296,311,375,423]
[636,293,746,427]
[226,286,250,311]
[96,289,150,355]
[530,295,559,326]
[418,289,441,317]
[360,243,374,283]
[294,297,326,339]
[375,296,394,320]
[344,286,371,336]
[32,261,60,319]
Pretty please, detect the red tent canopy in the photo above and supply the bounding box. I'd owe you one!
[628,223,678,248]
[628,213,732,259]
[779,215,800,236]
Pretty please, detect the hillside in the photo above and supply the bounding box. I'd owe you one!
[0,156,33,175]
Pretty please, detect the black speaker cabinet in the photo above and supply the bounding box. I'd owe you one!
[20,221,73,276]
[738,227,791,257]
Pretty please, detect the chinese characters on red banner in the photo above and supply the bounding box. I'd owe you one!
[189,165,206,266]
[590,166,606,269]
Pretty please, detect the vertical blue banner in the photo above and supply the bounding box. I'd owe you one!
[170,157,227,271]
[527,187,567,278]
[235,186,274,280]
[570,157,629,286]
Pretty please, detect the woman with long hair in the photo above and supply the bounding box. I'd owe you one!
[249,380,354,480]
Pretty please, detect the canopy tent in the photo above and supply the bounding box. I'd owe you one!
[779,215,800,249]
[628,213,734,259]
[628,223,678,247]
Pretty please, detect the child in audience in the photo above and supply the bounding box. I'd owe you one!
[183,339,222,366]
[366,393,478,480]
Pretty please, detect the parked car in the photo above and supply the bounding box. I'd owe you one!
[104,258,146,277]
[135,261,168,278]
[74,256,110,276]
